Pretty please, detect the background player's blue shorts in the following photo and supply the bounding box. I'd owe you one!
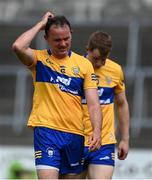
[34,127,84,174]
[83,144,115,170]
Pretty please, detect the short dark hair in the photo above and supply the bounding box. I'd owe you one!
[45,15,72,36]
[87,31,112,60]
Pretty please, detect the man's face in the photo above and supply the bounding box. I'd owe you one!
[45,24,72,59]
[87,49,106,69]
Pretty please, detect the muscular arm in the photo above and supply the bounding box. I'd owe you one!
[12,12,53,66]
[115,91,130,160]
[85,88,102,151]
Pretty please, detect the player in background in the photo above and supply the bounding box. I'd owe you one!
[12,12,102,179]
[81,31,130,179]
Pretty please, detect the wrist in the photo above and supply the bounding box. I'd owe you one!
[93,127,101,134]
[121,136,129,141]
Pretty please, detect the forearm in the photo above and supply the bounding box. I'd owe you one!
[88,104,102,134]
[12,12,53,66]
[117,102,130,141]
[116,92,129,159]
[12,22,43,51]
[85,88,102,150]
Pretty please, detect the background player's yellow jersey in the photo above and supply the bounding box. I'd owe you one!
[82,58,125,145]
[27,49,97,136]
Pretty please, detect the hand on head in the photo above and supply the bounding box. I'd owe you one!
[40,11,54,30]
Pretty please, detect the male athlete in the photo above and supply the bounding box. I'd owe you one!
[12,12,101,179]
[81,31,130,179]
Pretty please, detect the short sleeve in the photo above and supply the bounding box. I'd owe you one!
[83,61,97,89]
[115,66,125,94]
[27,50,38,70]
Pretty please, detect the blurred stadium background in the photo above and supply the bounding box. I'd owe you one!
[0,0,152,178]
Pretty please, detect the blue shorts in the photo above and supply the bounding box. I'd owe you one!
[34,127,84,174]
[83,144,115,170]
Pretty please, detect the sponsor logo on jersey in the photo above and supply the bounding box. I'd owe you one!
[50,76,72,86]
[98,88,104,97]
[50,76,80,95]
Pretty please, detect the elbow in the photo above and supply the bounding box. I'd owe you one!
[12,42,20,52]
[12,41,24,53]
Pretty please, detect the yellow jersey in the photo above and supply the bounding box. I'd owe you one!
[82,58,125,145]
[27,49,97,136]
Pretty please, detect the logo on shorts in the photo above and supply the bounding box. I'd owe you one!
[111,153,115,160]
[46,147,54,157]
[99,156,110,160]
[70,162,79,166]
[81,158,85,165]
[35,150,42,159]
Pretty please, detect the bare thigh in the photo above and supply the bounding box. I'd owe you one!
[37,169,59,179]
[88,164,114,179]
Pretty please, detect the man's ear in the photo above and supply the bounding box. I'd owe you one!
[44,34,47,40]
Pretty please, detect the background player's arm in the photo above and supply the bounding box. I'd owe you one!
[115,91,130,160]
[12,12,53,66]
[85,88,102,151]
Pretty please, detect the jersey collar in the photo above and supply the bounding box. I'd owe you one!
[47,49,72,57]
